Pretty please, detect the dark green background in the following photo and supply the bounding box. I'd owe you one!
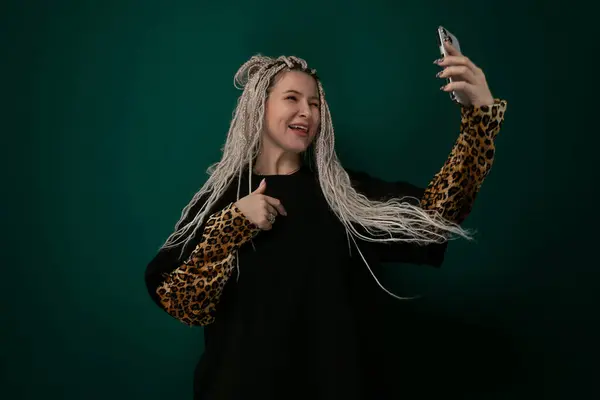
[4,0,595,399]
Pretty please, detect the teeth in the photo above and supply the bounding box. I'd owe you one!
[290,125,307,131]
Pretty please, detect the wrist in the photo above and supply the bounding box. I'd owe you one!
[472,97,495,108]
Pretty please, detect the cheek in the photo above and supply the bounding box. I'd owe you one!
[272,108,292,129]
[265,113,285,138]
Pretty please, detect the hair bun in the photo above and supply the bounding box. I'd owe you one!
[233,55,274,90]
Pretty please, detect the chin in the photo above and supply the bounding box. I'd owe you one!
[283,142,311,154]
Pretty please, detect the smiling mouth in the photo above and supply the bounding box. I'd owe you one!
[289,124,309,135]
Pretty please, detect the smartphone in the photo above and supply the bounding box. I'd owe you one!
[436,26,468,105]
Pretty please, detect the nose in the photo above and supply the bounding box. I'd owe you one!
[298,101,312,119]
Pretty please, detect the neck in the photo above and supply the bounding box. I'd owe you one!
[254,142,301,175]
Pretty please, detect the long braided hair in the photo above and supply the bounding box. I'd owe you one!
[162,54,471,258]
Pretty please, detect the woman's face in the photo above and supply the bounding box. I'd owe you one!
[263,70,321,154]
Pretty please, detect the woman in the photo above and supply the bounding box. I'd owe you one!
[145,40,507,399]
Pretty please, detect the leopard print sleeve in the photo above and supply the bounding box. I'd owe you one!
[155,203,259,326]
[420,98,507,224]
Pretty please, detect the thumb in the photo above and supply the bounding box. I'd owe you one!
[252,178,267,194]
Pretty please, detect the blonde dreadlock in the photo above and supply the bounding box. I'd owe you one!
[162,54,471,260]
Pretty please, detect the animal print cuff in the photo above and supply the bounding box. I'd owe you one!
[207,202,261,246]
[460,98,507,140]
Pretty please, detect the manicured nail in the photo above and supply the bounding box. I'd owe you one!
[440,85,446,90]
[433,58,443,65]
[436,71,443,78]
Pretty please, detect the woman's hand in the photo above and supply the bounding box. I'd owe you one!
[435,40,495,107]
[234,179,287,230]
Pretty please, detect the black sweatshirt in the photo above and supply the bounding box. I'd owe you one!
[145,99,507,399]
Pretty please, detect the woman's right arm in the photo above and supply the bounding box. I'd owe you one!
[145,202,259,327]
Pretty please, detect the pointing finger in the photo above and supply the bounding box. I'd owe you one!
[253,179,267,194]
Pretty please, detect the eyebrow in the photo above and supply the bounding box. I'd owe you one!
[283,89,320,101]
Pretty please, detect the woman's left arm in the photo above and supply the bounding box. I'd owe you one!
[359,98,507,267]
[423,38,508,223]
[354,41,507,266]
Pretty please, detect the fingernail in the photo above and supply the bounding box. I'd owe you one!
[440,85,446,91]
[435,71,442,78]
[433,58,443,65]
